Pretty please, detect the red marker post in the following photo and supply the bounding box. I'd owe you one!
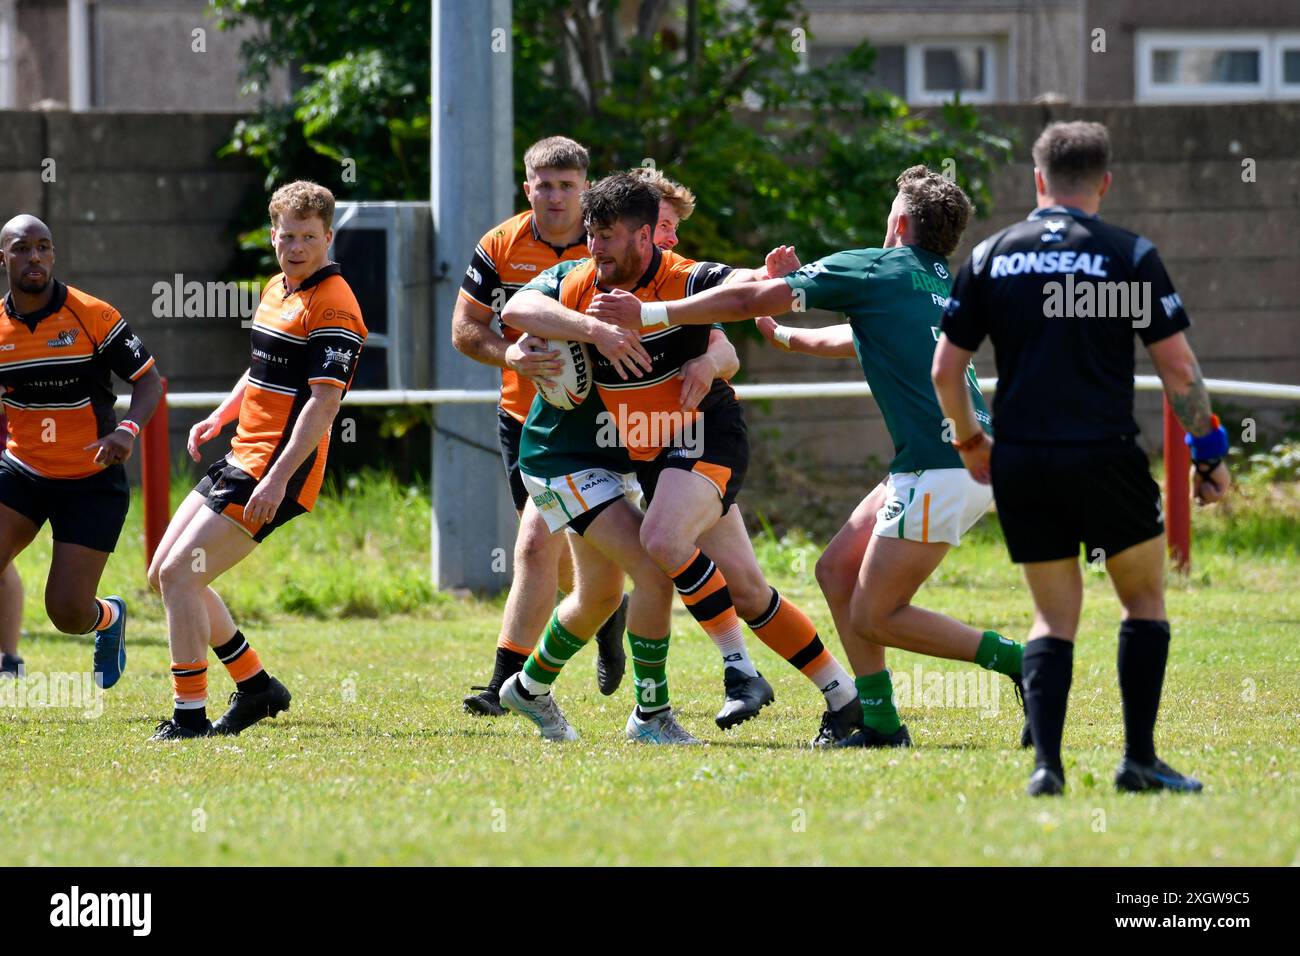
[1163,396,1191,572]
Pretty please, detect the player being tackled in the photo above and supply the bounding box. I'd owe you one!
[498,172,860,743]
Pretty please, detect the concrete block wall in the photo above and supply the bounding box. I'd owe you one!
[0,110,264,480]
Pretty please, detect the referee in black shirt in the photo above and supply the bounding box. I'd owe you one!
[932,121,1230,797]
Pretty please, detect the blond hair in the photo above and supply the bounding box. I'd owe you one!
[632,167,696,221]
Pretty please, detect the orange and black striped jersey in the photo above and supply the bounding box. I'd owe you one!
[458,210,588,423]
[0,280,156,479]
[229,263,366,511]
[553,247,733,460]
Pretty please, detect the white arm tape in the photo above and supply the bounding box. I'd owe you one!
[640,301,669,328]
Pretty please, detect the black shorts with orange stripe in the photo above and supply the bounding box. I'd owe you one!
[194,457,307,543]
[634,393,748,515]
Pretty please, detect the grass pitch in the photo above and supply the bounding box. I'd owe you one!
[0,472,1296,866]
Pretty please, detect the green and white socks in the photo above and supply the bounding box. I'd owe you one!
[519,612,587,696]
[855,631,1024,733]
[629,631,670,716]
[974,630,1024,675]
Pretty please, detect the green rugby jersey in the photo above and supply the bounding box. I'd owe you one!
[784,246,991,473]
[516,260,634,478]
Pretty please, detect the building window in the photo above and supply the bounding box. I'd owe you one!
[1151,48,1260,86]
[1285,50,1300,83]
[0,0,15,109]
[907,41,995,104]
[1137,31,1300,102]
[1278,34,1300,98]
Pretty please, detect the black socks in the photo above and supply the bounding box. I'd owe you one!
[1117,619,1171,764]
[1023,637,1075,772]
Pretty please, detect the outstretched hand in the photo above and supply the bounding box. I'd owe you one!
[764,245,800,279]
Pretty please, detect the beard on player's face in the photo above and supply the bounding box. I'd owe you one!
[6,258,52,296]
[591,223,650,286]
[16,272,50,293]
[601,245,641,284]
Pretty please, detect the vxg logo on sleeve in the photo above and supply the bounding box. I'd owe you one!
[49,886,151,936]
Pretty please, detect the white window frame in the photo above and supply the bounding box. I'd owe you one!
[1136,31,1272,103]
[0,0,16,109]
[1276,32,1300,100]
[906,40,996,105]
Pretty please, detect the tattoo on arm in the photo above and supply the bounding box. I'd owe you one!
[1168,359,1214,436]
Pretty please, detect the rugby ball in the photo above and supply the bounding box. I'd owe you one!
[536,338,593,410]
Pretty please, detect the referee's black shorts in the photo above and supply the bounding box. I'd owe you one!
[991,436,1163,564]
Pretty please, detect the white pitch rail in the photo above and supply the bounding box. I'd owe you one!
[113,376,1300,410]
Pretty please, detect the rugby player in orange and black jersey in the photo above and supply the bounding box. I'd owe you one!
[0,214,163,689]
[146,181,365,741]
[458,209,589,511]
[521,247,747,505]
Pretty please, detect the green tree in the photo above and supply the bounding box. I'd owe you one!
[514,0,1013,265]
[213,0,1010,268]
[209,0,430,200]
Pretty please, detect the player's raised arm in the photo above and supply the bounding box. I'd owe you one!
[722,245,802,284]
[502,288,652,381]
[756,316,856,359]
[589,277,796,330]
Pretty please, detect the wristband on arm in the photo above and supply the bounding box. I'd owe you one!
[116,420,140,439]
[640,302,669,328]
[1185,414,1228,461]
[951,430,986,452]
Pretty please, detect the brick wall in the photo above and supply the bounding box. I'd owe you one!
[0,110,263,478]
